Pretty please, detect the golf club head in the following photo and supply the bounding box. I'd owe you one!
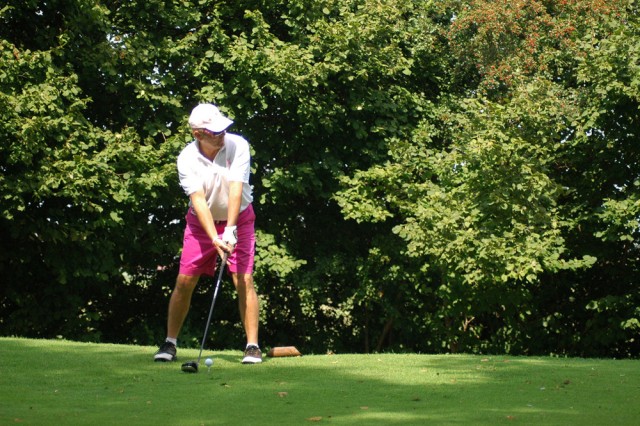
[181,361,198,373]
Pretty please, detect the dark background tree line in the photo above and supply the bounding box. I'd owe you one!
[1,0,638,357]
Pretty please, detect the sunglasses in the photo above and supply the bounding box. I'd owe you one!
[196,128,226,136]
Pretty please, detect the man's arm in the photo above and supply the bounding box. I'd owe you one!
[226,181,243,226]
[220,181,243,250]
[189,190,228,254]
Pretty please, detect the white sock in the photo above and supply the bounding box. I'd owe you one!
[246,342,259,349]
[166,337,177,346]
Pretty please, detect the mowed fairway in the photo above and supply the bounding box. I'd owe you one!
[1,337,638,425]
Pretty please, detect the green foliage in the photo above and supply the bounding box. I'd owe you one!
[1,0,638,358]
[336,0,639,355]
[0,1,186,339]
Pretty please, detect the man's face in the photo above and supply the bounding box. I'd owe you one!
[193,128,225,147]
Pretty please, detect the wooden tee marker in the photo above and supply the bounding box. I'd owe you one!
[267,346,302,357]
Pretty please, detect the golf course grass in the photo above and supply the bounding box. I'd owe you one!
[1,337,638,425]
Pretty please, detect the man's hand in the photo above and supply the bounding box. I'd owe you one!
[212,226,236,256]
[222,225,238,247]
[212,236,231,256]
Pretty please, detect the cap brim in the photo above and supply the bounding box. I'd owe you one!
[202,117,233,133]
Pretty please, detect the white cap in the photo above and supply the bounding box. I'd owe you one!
[188,103,233,133]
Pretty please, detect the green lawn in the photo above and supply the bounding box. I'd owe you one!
[1,337,638,425]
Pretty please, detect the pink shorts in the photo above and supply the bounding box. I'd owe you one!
[179,204,256,276]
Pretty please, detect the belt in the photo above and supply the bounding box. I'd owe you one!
[190,208,226,225]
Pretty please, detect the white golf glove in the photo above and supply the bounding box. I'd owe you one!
[222,225,238,246]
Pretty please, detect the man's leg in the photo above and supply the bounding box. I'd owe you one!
[167,274,200,339]
[233,272,262,363]
[232,273,259,344]
[154,274,200,361]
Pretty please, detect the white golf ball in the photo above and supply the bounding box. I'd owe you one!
[205,358,213,367]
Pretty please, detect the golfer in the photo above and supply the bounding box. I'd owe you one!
[154,103,262,364]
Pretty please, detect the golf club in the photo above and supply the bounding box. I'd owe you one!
[181,253,228,373]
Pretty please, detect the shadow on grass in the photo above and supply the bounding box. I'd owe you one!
[1,338,638,425]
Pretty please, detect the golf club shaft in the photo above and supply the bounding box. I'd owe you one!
[196,253,228,364]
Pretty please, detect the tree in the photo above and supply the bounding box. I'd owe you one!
[336,0,640,355]
[1,0,638,357]
[1,0,443,351]
[0,0,195,340]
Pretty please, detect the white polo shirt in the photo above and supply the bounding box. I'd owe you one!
[177,133,253,221]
